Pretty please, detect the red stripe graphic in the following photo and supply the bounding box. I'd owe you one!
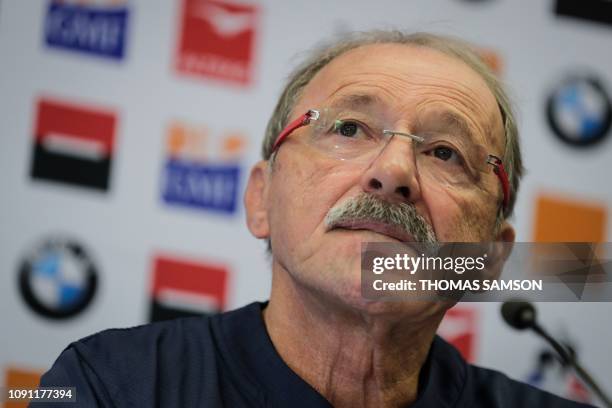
[35,97,116,155]
[151,255,228,310]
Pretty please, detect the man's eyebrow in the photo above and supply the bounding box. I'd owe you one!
[327,93,385,109]
[416,110,479,142]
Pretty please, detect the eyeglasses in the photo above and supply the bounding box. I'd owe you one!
[271,107,510,212]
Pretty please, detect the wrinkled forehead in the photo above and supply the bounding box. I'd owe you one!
[293,43,505,150]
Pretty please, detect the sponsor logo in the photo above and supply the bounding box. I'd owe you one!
[555,0,612,27]
[526,342,591,404]
[566,374,591,404]
[546,74,612,147]
[4,366,44,408]
[161,121,245,214]
[437,307,478,362]
[534,194,607,242]
[149,254,229,322]
[477,48,503,75]
[18,237,98,319]
[44,0,129,59]
[30,97,117,191]
[175,0,259,85]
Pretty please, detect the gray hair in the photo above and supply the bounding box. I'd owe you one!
[262,30,523,220]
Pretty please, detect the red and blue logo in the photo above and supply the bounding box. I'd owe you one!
[44,0,129,59]
[161,121,246,214]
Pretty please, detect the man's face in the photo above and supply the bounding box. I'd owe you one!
[247,43,512,315]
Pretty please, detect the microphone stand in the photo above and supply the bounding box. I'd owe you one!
[532,323,612,408]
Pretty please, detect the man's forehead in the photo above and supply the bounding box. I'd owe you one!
[296,43,504,149]
[305,44,495,106]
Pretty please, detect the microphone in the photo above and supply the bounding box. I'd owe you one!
[501,301,536,329]
[501,301,612,408]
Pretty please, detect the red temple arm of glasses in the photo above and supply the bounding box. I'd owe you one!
[493,160,510,212]
[271,112,312,152]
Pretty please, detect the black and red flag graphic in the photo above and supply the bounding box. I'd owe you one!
[149,254,229,322]
[30,97,116,191]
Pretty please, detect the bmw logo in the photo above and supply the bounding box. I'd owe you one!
[19,237,98,319]
[546,75,612,147]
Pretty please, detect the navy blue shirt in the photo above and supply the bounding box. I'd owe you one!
[37,302,592,407]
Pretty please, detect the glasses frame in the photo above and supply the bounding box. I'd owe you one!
[271,109,510,213]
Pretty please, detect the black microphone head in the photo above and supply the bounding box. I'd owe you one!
[501,300,537,330]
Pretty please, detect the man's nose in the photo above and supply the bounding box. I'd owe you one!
[359,135,422,204]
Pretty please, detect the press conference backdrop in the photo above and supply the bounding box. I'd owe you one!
[1,0,611,406]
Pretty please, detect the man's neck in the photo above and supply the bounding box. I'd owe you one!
[262,265,445,408]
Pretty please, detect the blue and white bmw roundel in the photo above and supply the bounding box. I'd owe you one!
[547,75,612,147]
[19,238,98,319]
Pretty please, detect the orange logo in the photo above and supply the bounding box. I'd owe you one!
[478,48,503,75]
[4,366,44,408]
[533,194,607,242]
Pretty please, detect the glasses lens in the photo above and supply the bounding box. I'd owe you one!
[414,132,489,187]
[308,107,387,161]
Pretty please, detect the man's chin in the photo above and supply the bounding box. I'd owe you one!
[333,279,454,322]
[300,236,449,320]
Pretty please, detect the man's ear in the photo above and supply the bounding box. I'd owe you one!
[495,220,516,265]
[244,161,270,239]
[482,220,516,281]
[496,220,516,244]
[470,219,517,288]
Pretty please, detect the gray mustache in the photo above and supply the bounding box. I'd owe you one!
[324,193,437,244]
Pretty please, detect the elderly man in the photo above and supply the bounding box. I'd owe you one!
[38,31,591,407]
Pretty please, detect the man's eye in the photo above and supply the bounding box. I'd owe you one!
[333,120,360,137]
[433,146,456,161]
